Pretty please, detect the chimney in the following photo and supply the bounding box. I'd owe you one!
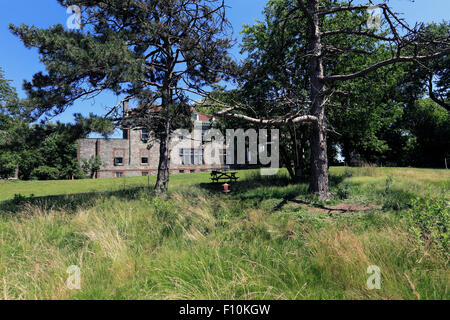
[123,100,129,116]
[123,100,130,140]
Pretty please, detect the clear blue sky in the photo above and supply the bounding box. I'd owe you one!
[0,0,448,126]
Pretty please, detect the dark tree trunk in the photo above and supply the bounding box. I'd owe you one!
[155,118,171,193]
[307,0,331,200]
[309,123,331,200]
[155,84,172,194]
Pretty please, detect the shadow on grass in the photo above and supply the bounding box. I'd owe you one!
[1,171,350,216]
[0,186,155,215]
[198,172,310,208]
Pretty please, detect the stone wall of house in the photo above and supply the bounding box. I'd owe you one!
[78,113,228,179]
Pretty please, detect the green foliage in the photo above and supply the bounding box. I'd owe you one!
[0,152,20,179]
[403,99,450,168]
[409,194,449,253]
[11,193,30,205]
[336,182,351,200]
[0,110,112,180]
[82,156,104,179]
[0,67,16,105]
[31,166,61,181]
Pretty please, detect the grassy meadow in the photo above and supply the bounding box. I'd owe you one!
[0,167,448,300]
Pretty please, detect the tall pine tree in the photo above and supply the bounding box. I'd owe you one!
[11,0,234,192]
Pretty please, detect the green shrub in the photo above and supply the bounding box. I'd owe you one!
[409,194,449,253]
[31,166,60,181]
[12,193,28,205]
[384,175,394,195]
[336,183,351,200]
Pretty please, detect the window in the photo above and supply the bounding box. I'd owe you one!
[114,157,123,166]
[141,129,149,140]
[142,171,149,177]
[179,170,185,174]
[116,172,124,178]
[140,149,149,165]
[190,170,195,174]
[179,135,185,140]
[193,114,199,121]
[180,149,204,165]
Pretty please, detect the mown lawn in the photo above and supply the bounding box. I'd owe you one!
[0,171,215,202]
[0,167,448,300]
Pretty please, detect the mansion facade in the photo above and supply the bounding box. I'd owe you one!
[77,110,228,179]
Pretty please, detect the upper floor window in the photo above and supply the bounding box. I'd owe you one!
[141,129,149,140]
[193,114,199,121]
[141,157,149,164]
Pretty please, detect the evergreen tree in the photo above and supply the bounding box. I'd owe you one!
[11,0,234,192]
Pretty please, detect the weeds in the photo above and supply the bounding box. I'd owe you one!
[409,193,449,253]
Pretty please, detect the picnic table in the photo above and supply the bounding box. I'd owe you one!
[210,170,239,183]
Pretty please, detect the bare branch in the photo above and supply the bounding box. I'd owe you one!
[428,74,450,111]
[213,106,318,125]
[324,49,450,82]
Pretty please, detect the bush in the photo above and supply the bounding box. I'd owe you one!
[31,166,60,181]
[12,193,28,205]
[409,194,449,252]
[336,183,351,200]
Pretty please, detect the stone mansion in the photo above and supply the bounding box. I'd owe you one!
[77,108,228,179]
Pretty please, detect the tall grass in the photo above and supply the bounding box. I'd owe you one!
[0,168,448,300]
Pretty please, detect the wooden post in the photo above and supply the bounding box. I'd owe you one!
[445,158,448,170]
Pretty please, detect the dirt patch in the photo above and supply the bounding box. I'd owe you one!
[290,199,381,214]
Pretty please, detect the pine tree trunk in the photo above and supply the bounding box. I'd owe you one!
[307,0,331,200]
[155,119,171,194]
[309,122,331,200]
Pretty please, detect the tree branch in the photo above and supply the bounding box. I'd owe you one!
[214,106,318,125]
[428,75,450,111]
[324,49,450,82]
